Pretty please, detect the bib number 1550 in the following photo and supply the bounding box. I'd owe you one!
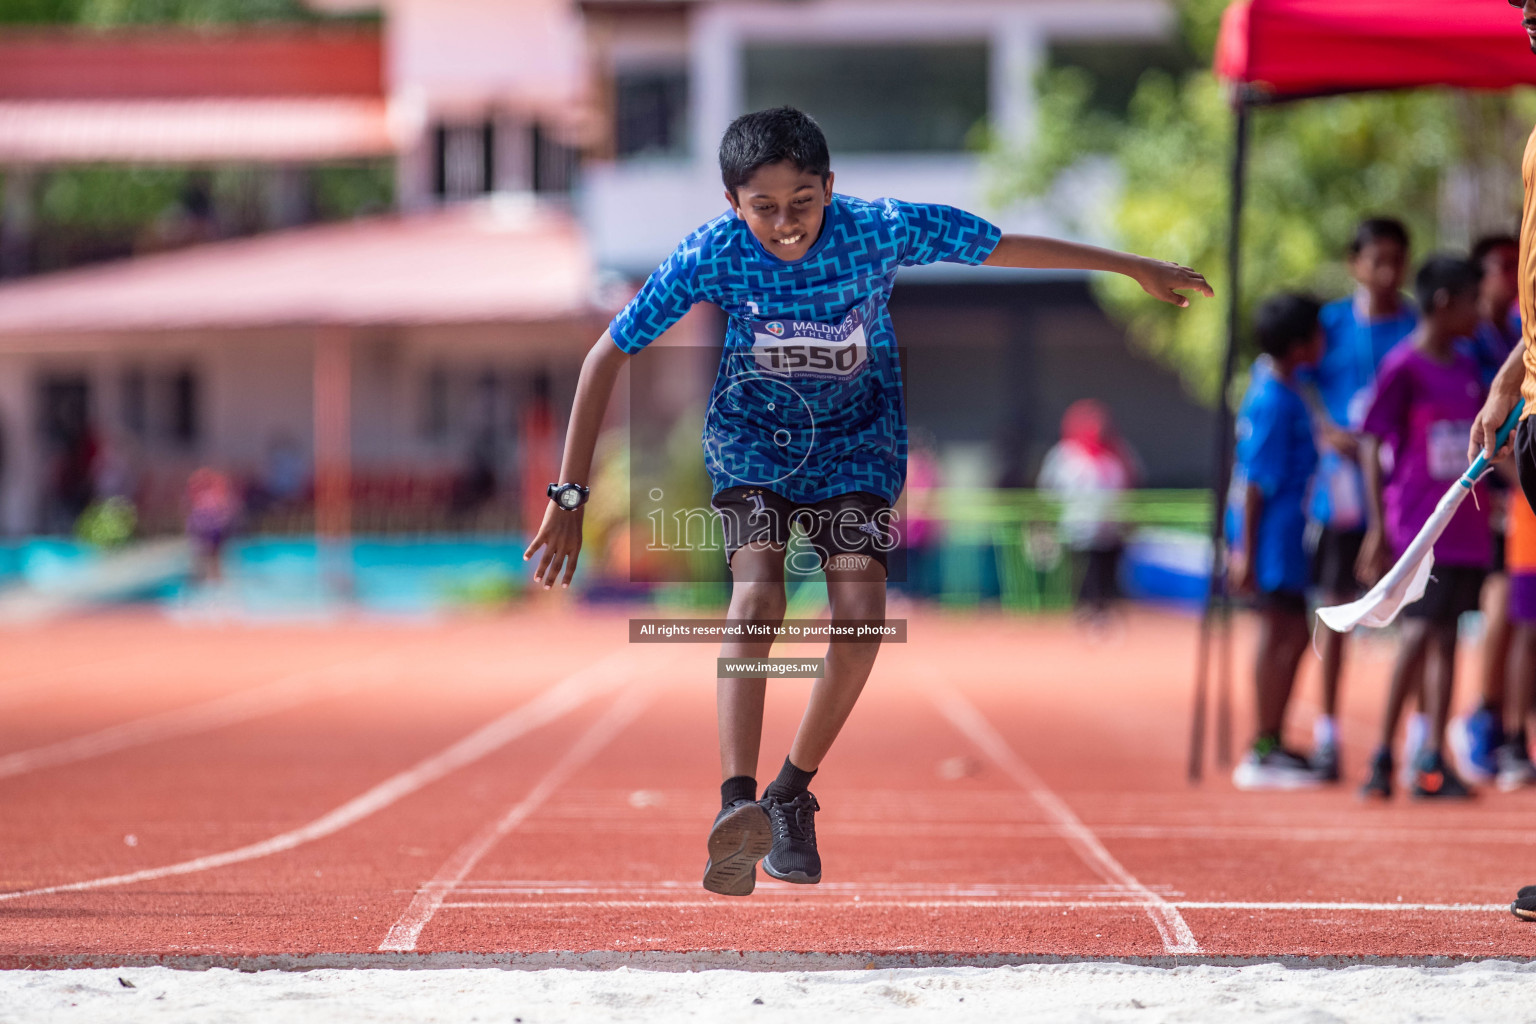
[754,340,864,375]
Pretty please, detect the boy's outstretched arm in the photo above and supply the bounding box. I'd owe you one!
[982,236,1213,307]
[522,330,631,590]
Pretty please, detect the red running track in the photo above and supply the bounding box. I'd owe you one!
[2,603,1535,967]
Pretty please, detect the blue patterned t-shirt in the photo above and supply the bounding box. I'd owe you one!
[608,194,1001,504]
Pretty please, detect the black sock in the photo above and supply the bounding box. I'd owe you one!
[721,775,756,809]
[762,756,816,802]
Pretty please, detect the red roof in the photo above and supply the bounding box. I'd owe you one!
[1215,0,1536,99]
[0,201,605,337]
[0,27,382,100]
[0,98,393,164]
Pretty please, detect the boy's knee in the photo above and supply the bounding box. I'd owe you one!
[732,581,786,621]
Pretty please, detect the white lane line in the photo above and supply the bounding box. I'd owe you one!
[931,687,1201,955]
[510,820,1536,845]
[447,883,1178,898]
[437,899,1509,913]
[379,682,656,952]
[0,648,633,904]
[0,655,404,780]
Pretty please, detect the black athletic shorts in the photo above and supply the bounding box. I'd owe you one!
[710,486,893,575]
[1401,564,1486,623]
[1251,589,1308,615]
[1310,526,1366,599]
[1517,415,1536,525]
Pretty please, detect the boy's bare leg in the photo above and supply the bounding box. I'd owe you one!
[1317,620,1346,719]
[1420,621,1460,758]
[1480,573,1513,716]
[1506,625,1536,740]
[717,544,787,780]
[1378,620,1432,750]
[1255,606,1309,739]
[786,555,887,772]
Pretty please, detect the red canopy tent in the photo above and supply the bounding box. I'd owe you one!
[1188,0,1536,780]
[1216,0,1536,99]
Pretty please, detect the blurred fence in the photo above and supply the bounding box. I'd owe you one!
[3,488,1214,615]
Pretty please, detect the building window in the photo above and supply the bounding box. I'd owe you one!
[615,68,689,159]
[1045,40,1196,118]
[122,367,147,438]
[434,121,495,200]
[743,43,989,153]
[532,124,579,194]
[118,365,199,448]
[169,369,199,446]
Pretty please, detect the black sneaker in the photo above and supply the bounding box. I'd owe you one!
[761,790,822,884]
[1360,749,1393,800]
[1410,751,1474,800]
[1310,742,1340,784]
[1513,887,1536,921]
[702,798,771,896]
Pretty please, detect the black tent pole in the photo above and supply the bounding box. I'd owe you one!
[1189,93,1251,784]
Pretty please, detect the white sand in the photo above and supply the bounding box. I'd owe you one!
[2,962,1535,1024]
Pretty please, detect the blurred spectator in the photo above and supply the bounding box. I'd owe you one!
[1227,294,1325,790]
[1304,217,1417,775]
[1449,234,1521,786]
[186,467,241,584]
[1037,399,1139,622]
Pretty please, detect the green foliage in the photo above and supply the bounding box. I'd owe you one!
[990,0,1536,405]
[75,496,138,548]
[312,162,395,221]
[0,0,334,23]
[38,167,188,230]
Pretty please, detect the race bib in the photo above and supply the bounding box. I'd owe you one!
[1427,419,1471,482]
[749,309,868,380]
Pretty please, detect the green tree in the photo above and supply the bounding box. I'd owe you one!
[0,0,352,24]
[990,0,1534,404]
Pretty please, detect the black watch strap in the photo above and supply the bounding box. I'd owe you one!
[547,482,590,510]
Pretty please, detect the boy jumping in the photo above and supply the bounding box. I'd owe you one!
[523,107,1211,894]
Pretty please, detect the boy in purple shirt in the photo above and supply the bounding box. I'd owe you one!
[1358,256,1488,800]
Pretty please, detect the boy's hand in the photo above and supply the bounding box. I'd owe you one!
[523,502,584,590]
[1468,385,1521,464]
[1319,423,1359,460]
[1227,549,1254,597]
[1133,258,1215,308]
[1355,529,1390,588]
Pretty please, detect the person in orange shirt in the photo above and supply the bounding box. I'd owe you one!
[1463,0,1536,923]
[1496,488,1536,791]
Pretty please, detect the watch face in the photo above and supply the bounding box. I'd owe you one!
[559,488,579,508]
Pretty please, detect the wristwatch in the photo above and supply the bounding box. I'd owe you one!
[547,482,590,511]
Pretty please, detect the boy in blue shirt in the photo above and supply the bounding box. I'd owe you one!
[524,107,1211,895]
[1229,294,1325,790]
[1306,218,1418,781]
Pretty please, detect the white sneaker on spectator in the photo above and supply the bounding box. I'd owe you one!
[1233,746,1324,791]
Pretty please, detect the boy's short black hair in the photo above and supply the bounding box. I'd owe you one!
[719,107,831,193]
[1347,217,1410,257]
[1471,233,1518,272]
[1414,254,1480,313]
[1254,292,1322,360]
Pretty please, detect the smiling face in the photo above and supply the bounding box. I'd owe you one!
[1521,0,1536,54]
[726,160,834,262]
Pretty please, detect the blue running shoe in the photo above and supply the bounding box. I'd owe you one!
[1450,708,1503,785]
